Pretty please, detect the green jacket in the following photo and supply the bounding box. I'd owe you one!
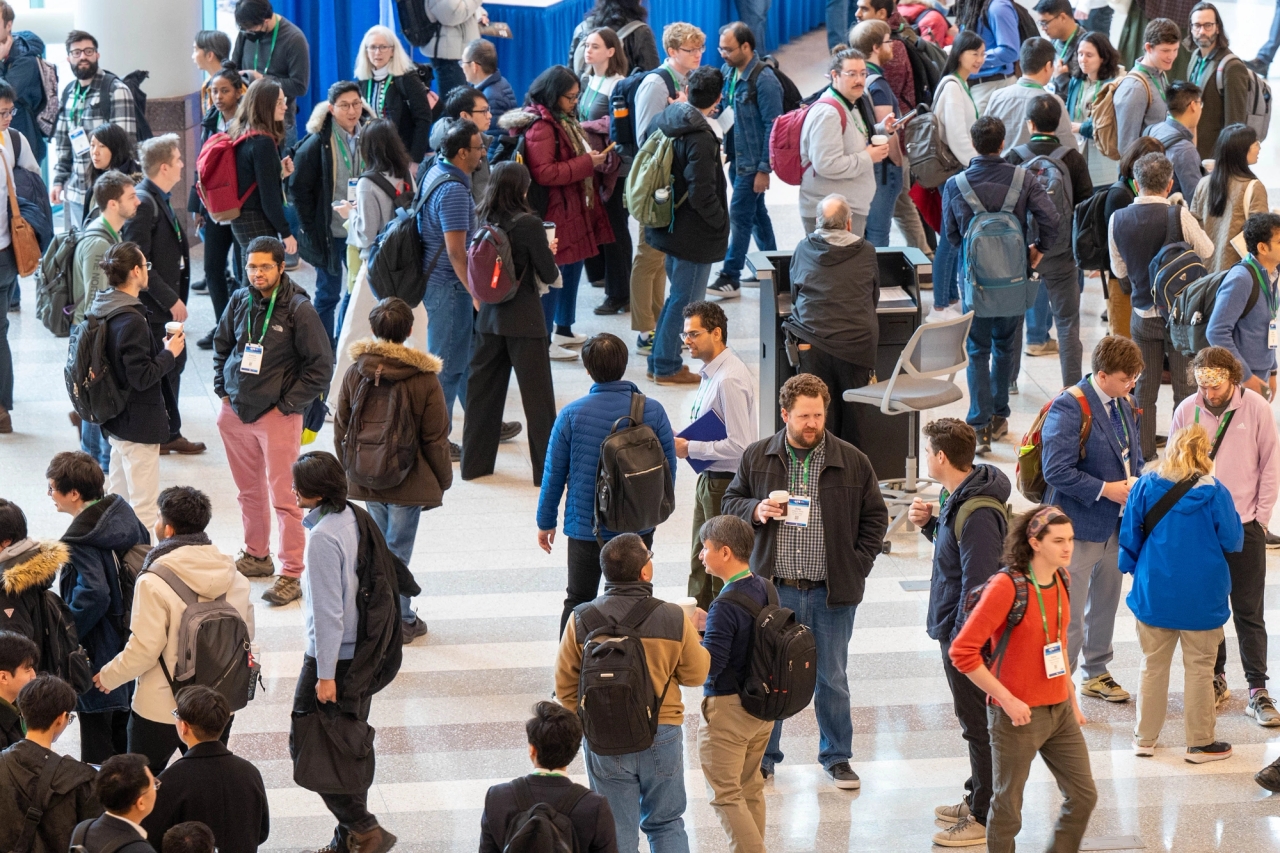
[70,219,118,325]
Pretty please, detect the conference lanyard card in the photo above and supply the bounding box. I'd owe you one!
[1043,642,1067,679]
[784,496,810,527]
[241,343,264,375]
[1270,321,1278,349]
[718,106,735,133]
[347,178,358,203]
[70,127,90,156]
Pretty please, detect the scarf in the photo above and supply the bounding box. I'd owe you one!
[555,110,595,208]
[372,65,390,81]
[140,532,212,572]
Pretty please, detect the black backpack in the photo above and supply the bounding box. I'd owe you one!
[35,585,93,694]
[10,753,65,853]
[609,66,678,157]
[366,170,462,308]
[1012,2,1040,58]
[897,34,941,107]
[501,777,589,853]
[100,70,152,141]
[721,580,817,721]
[341,363,419,490]
[592,392,675,540]
[576,597,671,755]
[955,566,1071,676]
[1169,264,1261,357]
[395,0,443,50]
[1072,184,1121,272]
[64,310,130,425]
[112,541,149,637]
[745,56,803,114]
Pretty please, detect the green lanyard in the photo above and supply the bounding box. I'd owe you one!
[252,19,280,74]
[100,215,118,242]
[1057,28,1079,64]
[1245,256,1278,316]
[1019,79,1045,91]
[1136,64,1167,102]
[828,86,868,137]
[1029,571,1062,644]
[727,68,739,104]
[786,444,813,490]
[1190,49,1218,87]
[365,78,390,116]
[532,770,566,777]
[727,569,751,583]
[950,74,979,117]
[578,77,608,121]
[334,128,356,173]
[1029,133,1058,144]
[1126,178,1137,196]
[69,83,89,125]
[245,285,280,345]
[1194,404,1236,450]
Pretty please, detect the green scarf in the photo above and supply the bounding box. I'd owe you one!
[555,110,596,209]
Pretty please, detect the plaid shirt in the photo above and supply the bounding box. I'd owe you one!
[53,70,138,208]
[774,435,828,581]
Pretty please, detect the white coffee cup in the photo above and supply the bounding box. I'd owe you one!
[165,321,183,336]
[677,597,698,621]
[543,221,556,243]
[768,490,790,520]
[871,134,889,147]
[1202,158,1215,173]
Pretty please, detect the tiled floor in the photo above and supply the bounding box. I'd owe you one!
[6,9,1280,851]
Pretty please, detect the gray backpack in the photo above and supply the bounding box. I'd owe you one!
[1012,144,1073,257]
[903,76,963,188]
[147,564,254,712]
[955,169,1037,317]
[1217,54,1272,141]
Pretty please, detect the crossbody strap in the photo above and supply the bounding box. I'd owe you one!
[11,753,64,853]
[1141,476,1198,536]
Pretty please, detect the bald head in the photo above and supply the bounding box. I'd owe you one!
[816,194,852,231]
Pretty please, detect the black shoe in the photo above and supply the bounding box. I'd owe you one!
[825,761,861,789]
[191,279,208,293]
[760,765,774,781]
[1257,758,1280,792]
[1266,530,1280,549]
[449,441,461,462]
[285,253,300,271]
[989,416,1009,442]
[589,279,605,288]
[708,273,741,298]
[401,616,428,644]
[1247,57,1271,76]
[594,296,630,315]
[500,421,522,442]
[196,330,215,350]
[975,426,992,455]
[7,302,18,313]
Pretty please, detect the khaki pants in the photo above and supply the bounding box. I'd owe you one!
[1135,620,1223,748]
[689,473,732,610]
[630,229,666,333]
[699,694,773,853]
[107,435,160,534]
[1107,275,1131,338]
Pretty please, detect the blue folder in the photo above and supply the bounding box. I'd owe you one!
[678,410,727,474]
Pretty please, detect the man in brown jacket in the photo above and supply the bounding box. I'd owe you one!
[1187,3,1252,159]
[333,296,452,643]
[555,533,710,852]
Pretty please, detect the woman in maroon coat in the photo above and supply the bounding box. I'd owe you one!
[500,66,615,360]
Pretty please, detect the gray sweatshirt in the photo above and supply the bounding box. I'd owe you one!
[636,63,687,142]
[348,171,415,258]
[1113,65,1169,156]
[983,79,1078,155]
[301,505,360,680]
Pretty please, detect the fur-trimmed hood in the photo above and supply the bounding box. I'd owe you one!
[305,100,376,135]
[1,541,69,596]
[350,338,442,383]
[499,106,542,133]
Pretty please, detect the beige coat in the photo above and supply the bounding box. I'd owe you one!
[1190,174,1270,272]
[97,545,255,724]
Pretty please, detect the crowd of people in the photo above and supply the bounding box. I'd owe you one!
[0,0,1276,851]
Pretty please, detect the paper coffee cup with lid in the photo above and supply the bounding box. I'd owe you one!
[165,321,183,336]
[768,490,790,519]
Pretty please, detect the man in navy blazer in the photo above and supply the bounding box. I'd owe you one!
[1042,336,1145,704]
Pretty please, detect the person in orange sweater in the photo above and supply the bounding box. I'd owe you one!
[949,506,1097,853]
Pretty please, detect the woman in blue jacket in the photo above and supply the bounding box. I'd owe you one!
[1119,423,1243,764]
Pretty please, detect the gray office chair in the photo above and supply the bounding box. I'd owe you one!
[842,310,974,550]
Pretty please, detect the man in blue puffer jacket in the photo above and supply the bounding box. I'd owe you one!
[537,333,677,636]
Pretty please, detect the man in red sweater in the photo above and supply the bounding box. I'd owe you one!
[949,506,1097,853]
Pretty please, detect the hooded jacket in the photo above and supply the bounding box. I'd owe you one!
[290,104,375,275]
[644,102,729,265]
[71,218,118,325]
[500,105,614,265]
[60,494,149,714]
[477,71,517,131]
[333,339,454,508]
[0,32,48,163]
[212,273,334,424]
[783,229,881,368]
[0,741,102,853]
[89,287,177,446]
[922,465,1011,642]
[96,544,255,724]
[367,69,434,161]
[1119,472,1243,631]
[1143,117,1203,199]
[0,540,69,656]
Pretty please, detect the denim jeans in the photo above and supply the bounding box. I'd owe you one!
[933,234,960,308]
[431,58,467,98]
[1262,4,1280,64]
[313,260,346,348]
[1082,5,1113,38]
[541,260,585,336]
[80,421,111,473]
[366,501,422,622]
[825,0,855,49]
[965,314,1022,427]
[763,583,856,771]
[735,0,771,48]
[583,723,690,853]
[1024,279,1053,344]
[865,162,904,248]
[0,249,14,411]
[723,171,777,281]
[1019,256,1083,389]
[422,280,474,426]
[648,256,711,377]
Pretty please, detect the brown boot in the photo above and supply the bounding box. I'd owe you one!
[0,407,10,434]
[348,825,397,853]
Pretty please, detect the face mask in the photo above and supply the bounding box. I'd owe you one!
[243,29,266,42]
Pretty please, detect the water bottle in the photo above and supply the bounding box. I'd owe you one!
[654,185,671,205]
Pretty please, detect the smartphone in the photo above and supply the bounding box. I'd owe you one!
[602,141,617,153]
[895,105,922,126]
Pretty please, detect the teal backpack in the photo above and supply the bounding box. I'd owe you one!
[956,170,1038,318]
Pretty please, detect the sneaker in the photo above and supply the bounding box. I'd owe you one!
[593,296,629,315]
[708,274,741,298]
[655,366,702,385]
[349,825,397,853]
[1247,690,1280,726]
[548,343,578,360]
[1256,757,1280,792]
[551,331,588,347]
[235,551,276,578]
[1214,673,1231,708]
[262,575,301,606]
[932,815,986,848]
[1132,737,1156,757]
[989,416,1009,442]
[1008,381,1019,396]
[449,441,461,462]
[934,801,971,825]
[636,333,654,355]
[1025,339,1059,357]
[760,765,774,782]
[1247,57,1271,77]
[401,616,429,644]
[499,421,522,442]
[196,330,215,350]
[975,426,992,456]
[1266,530,1280,549]
[1185,741,1233,764]
[926,305,962,324]
[1080,672,1130,702]
[825,761,860,789]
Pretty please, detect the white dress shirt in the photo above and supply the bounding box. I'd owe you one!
[686,346,758,473]
[1107,195,1214,319]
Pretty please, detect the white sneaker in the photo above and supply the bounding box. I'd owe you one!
[552,331,588,346]
[926,305,962,324]
[548,343,578,360]
[1133,737,1156,757]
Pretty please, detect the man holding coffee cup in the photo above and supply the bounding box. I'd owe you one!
[721,373,887,788]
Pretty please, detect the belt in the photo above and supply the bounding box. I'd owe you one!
[701,471,735,480]
[774,577,826,591]
[971,72,1012,85]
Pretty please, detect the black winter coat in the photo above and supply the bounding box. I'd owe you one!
[90,289,177,445]
[371,71,434,161]
[0,699,22,749]
[644,102,729,264]
[73,813,154,853]
[480,775,617,853]
[288,109,346,276]
[784,231,881,368]
[142,741,270,853]
[0,541,68,651]
[123,178,191,326]
[721,430,889,607]
[0,741,102,853]
[475,212,559,338]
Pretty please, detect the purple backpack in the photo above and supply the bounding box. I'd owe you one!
[466,222,520,304]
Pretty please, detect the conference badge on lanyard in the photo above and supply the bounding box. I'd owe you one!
[784,496,810,527]
[241,343,264,375]
[70,127,90,156]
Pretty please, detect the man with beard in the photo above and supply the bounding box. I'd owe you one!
[721,373,888,789]
[50,30,138,230]
[1186,2,1251,160]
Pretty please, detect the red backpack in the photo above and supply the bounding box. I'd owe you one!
[466,222,521,304]
[769,97,845,186]
[196,130,264,223]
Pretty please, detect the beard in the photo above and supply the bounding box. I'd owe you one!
[74,59,98,81]
[1194,34,1216,50]
[786,423,824,449]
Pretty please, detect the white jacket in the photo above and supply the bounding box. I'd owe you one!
[425,0,484,60]
[97,545,255,724]
[799,95,875,217]
[934,75,980,168]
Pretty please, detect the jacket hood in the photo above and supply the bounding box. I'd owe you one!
[2,739,97,796]
[798,230,868,265]
[656,101,713,138]
[942,464,1011,522]
[1,541,69,595]
[11,32,43,58]
[88,286,142,319]
[305,102,375,135]
[63,494,148,552]
[500,105,554,133]
[150,544,238,599]
[1154,474,1222,515]
[350,338,443,380]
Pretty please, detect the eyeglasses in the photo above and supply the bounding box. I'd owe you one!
[68,48,98,59]
[153,778,162,791]
[141,262,152,271]
[679,329,708,341]
[366,44,395,53]
[464,106,492,115]
[1190,22,1217,30]
[0,110,15,120]
[835,69,867,80]
[334,100,364,111]
[562,92,581,102]
[676,46,705,55]
[66,713,75,725]
[245,263,280,274]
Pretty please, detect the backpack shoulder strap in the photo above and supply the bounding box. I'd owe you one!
[953,173,985,216]
[1141,476,1199,536]
[361,170,400,202]
[1064,385,1093,452]
[576,603,607,642]
[1244,269,1262,318]
[71,818,93,850]
[511,775,535,812]
[954,495,1009,544]
[721,590,764,620]
[815,96,848,133]
[616,20,644,40]
[1165,203,1182,244]
[11,753,63,853]
[621,596,663,630]
[143,563,199,606]
[629,391,646,429]
[1012,144,1033,163]
[1000,168,1025,214]
[1050,146,1069,162]
[1134,68,1154,109]
[556,782,591,817]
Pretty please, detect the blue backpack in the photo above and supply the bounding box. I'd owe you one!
[956,170,1037,318]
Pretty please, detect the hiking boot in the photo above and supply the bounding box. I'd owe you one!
[1132,737,1156,757]
[932,815,986,847]
[1256,757,1280,792]
[1214,673,1230,708]
[1185,741,1232,764]
[449,441,461,462]
[655,366,701,386]
[1025,339,1059,357]
[975,425,992,456]
[594,296,629,315]
[499,421,522,442]
[349,825,397,853]
[825,761,860,789]
[708,273,741,298]
[1081,672,1130,702]
[0,407,10,434]
[934,801,971,825]
[989,416,1009,442]
[401,616,429,644]
[262,575,301,606]
[160,436,207,455]
[636,332,654,355]
[236,551,276,578]
[1247,690,1280,726]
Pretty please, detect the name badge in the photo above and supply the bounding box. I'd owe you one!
[1043,642,1067,679]
[718,106,735,133]
[1269,320,1277,349]
[70,127,90,156]
[347,178,358,203]
[784,496,810,527]
[241,343,264,374]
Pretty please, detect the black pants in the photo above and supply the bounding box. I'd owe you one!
[584,187,632,304]
[461,332,556,486]
[128,709,233,774]
[798,345,872,450]
[203,219,242,323]
[79,709,129,764]
[293,655,378,840]
[561,532,654,637]
[940,639,992,824]
[1217,520,1269,688]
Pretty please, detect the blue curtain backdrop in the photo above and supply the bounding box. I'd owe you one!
[275,0,382,137]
